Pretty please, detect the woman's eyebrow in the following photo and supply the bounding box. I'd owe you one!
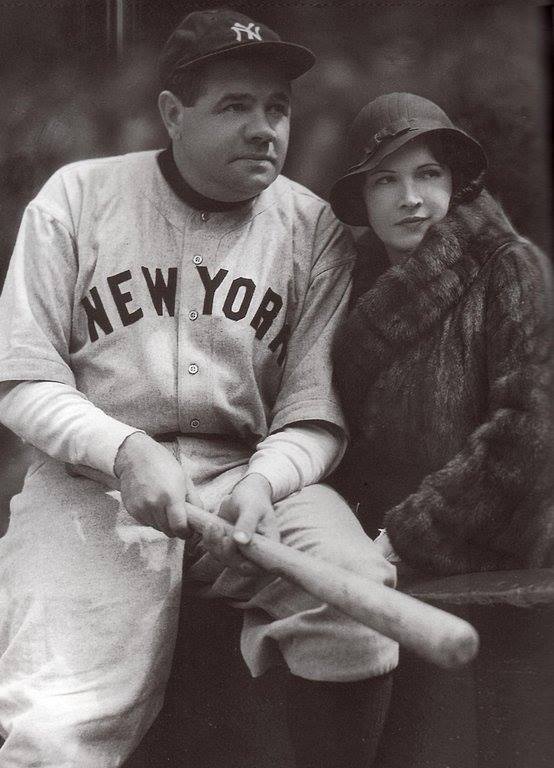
[368,162,442,176]
[271,91,291,103]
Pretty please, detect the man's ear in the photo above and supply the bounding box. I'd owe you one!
[158,90,186,142]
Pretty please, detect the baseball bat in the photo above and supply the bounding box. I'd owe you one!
[68,463,479,668]
[184,502,479,669]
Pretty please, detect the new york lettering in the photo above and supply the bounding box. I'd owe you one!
[81,265,289,363]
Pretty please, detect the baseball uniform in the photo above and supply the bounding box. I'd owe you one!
[0,149,398,765]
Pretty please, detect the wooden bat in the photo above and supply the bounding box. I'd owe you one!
[68,463,480,668]
[185,502,479,669]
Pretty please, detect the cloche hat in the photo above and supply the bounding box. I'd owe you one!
[330,92,487,226]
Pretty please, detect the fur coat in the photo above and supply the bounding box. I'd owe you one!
[331,191,553,575]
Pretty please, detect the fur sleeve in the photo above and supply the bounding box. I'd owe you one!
[384,240,554,574]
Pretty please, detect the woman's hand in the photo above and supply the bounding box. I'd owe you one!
[373,529,401,564]
[115,432,203,537]
[202,473,280,575]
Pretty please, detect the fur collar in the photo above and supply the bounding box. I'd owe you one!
[345,191,522,382]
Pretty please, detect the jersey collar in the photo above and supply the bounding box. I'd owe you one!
[157,146,255,213]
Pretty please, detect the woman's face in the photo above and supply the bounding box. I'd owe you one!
[362,140,453,264]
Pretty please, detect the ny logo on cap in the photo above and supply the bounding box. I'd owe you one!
[231,22,263,42]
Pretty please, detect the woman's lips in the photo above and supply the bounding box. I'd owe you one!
[396,216,429,227]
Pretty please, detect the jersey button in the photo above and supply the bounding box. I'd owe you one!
[201,211,210,222]
[192,254,203,265]
[188,310,199,321]
[190,418,200,429]
[188,363,199,375]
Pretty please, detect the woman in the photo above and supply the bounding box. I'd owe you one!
[329,92,553,575]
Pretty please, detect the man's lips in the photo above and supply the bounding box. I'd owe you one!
[235,155,276,164]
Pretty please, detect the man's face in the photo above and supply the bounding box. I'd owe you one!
[172,58,291,201]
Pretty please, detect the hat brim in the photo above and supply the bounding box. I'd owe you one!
[329,127,487,227]
[167,40,315,83]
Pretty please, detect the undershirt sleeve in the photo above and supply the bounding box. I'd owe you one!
[0,383,347,497]
[243,421,347,502]
[0,380,142,478]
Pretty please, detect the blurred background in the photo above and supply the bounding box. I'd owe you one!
[0,0,552,527]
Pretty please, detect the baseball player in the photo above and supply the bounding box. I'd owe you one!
[0,9,397,767]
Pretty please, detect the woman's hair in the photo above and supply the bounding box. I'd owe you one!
[424,133,485,205]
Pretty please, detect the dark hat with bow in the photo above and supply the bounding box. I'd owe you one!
[330,92,487,226]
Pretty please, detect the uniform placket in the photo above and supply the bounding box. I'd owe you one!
[177,209,219,434]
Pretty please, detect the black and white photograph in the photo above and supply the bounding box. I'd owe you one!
[0,1,552,766]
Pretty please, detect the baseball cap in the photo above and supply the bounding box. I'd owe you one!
[159,8,315,88]
[330,92,487,226]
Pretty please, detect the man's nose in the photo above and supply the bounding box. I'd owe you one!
[245,109,277,143]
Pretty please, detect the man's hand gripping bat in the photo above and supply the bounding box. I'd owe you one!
[69,463,479,668]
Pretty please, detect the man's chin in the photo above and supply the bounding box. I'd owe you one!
[234,169,279,197]
[211,169,279,201]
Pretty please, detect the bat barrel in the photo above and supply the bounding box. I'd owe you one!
[248,533,479,668]
[186,503,479,668]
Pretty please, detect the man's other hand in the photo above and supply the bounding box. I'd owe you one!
[114,432,203,538]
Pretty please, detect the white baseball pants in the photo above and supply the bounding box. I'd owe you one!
[0,455,397,767]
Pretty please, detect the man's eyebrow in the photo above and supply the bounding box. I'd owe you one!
[215,91,253,105]
[214,90,291,106]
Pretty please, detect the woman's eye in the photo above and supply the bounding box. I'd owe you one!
[420,168,442,179]
[224,103,246,113]
[374,176,394,186]
[268,103,289,116]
